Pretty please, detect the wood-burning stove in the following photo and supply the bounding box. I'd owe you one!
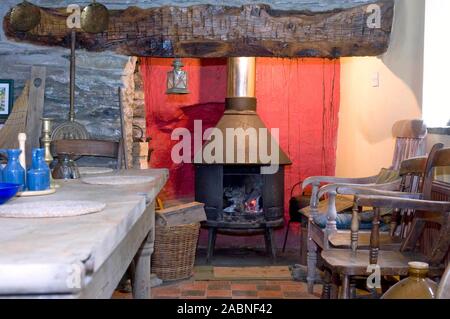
[195,57,291,263]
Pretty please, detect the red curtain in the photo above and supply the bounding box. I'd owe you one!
[141,57,340,215]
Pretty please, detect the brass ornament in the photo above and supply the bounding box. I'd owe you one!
[80,1,109,34]
[10,1,41,32]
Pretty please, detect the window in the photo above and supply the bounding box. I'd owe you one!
[423,0,450,128]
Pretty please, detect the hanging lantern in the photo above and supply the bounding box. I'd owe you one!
[81,0,109,34]
[166,58,189,95]
[10,1,41,32]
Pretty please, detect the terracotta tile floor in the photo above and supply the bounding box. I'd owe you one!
[114,280,321,299]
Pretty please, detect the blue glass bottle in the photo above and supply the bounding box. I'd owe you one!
[0,160,4,183]
[0,150,6,183]
[1,149,26,191]
[27,148,51,191]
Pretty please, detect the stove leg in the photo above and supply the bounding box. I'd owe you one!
[206,228,217,264]
[264,228,277,264]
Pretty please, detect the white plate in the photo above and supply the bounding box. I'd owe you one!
[0,200,106,218]
[81,175,155,186]
[78,167,114,175]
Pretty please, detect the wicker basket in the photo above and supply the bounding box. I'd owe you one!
[152,223,200,281]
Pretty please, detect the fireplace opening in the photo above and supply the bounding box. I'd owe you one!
[195,57,291,263]
[196,163,287,263]
[223,167,264,223]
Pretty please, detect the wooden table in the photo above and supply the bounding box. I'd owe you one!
[0,169,168,299]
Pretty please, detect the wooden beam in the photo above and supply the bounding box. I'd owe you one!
[3,1,394,58]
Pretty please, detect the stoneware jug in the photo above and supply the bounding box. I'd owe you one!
[382,262,438,299]
[0,149,26,191]
[27,148,51,191]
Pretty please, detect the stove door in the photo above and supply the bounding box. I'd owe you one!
[195,165,223,221]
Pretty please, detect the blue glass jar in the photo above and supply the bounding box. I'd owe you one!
[1,149,26,191]
[27,148,51,191]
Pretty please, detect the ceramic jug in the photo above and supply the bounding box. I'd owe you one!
[0,149,26,191]
[382,262,438,299]
[27,148,51,191]
[52,153,80,180]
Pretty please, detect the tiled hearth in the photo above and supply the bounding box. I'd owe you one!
[114,280,321,299]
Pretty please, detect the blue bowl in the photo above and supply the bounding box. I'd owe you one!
[0,183,21,205]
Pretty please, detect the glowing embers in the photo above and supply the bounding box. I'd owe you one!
[223,174,264,223]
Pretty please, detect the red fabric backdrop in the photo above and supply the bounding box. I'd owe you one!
[141,58,340,217]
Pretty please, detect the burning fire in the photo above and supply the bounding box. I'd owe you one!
[245,198,259,213]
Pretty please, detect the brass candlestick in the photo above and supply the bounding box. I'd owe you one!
[41,118,54,165]
[41,118,57,188]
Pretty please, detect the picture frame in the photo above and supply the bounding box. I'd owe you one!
[0,79,14,123]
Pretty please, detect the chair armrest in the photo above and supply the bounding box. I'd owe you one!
[335,185,421,199]
[317,179,401,198]
[302,175,379,189]
[355,196,450,212]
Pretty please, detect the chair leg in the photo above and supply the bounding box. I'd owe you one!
[206,228,217,265]
[321,269,332,299]
[282,220,292,253]
[340,275,350,299]
[299,225,308,265]
[350,279,357,299]
[307,237,318,294]
[331,272,340,299]
[264,228,277,264]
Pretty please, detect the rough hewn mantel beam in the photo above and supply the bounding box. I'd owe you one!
[3,1,394,58]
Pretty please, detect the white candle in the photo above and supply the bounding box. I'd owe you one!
[18,133,27,171]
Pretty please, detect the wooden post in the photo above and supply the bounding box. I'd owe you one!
[307,183,320,294]
[351,204,360,252]
[26,66,46,166]
[370,207,381,265]
[132,231,153,299]
[325,191,338,248]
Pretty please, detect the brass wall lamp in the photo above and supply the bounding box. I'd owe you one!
[10,0,110,33]
[81,0,110,33]
[10,1,41,32]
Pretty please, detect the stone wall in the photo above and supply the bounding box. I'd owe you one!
[0,1,128,141]
[133,59,146,142]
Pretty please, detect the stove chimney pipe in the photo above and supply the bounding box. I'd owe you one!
[226,58,257,112]
[227,57,256,98]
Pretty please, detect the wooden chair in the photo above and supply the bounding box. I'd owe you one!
[391,119,427,170]
[51,139,124,169]
[321,146,450,299]
[302,156,428,293]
